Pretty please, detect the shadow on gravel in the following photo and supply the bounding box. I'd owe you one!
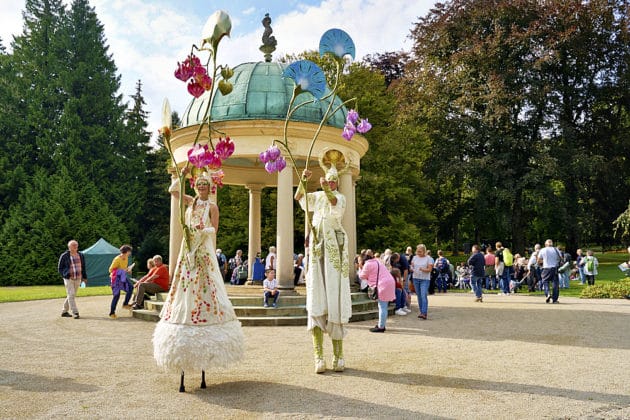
[189,380,445,419]
[361,305,630,350]
[343,369,630,407]
[0,369,100,393]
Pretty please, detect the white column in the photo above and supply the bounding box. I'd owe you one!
[339,171,356,274]
[276,163,294,289]
[245,184,263,280]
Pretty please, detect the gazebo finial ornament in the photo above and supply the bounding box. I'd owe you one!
[259,13,277,63]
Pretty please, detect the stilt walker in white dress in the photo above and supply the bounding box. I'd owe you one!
[153,173,244,391]
[295,166,352,373]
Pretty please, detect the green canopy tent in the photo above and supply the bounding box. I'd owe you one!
[82,238,120,286]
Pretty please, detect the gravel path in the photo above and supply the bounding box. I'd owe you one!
[0,293,629,419]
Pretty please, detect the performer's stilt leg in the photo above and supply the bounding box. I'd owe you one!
[200,370,206,389]
[332,339,345,372]
[312,326,325,373]
[179,371,185,393]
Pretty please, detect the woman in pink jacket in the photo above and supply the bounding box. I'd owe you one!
[359,250,395,332]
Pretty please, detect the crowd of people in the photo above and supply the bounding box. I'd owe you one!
[348,239,615,325]
[56,161,629,384]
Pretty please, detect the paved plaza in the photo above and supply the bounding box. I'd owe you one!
[0,293,629,419]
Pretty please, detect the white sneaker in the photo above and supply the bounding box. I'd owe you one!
[395,309,408,316]
[403,307,412,313]
[315,358,326,374]
[333,358,345,372]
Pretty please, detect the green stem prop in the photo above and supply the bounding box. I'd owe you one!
[162,45,223,252]
[272,57,358,245]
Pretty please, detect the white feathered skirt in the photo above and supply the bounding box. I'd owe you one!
[153,319,244,372]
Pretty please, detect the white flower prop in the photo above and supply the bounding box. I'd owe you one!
[201,10,232,50]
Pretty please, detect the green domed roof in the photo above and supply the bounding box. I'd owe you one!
[181,61,348,129]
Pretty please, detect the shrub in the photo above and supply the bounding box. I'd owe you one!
[580,279,630,299]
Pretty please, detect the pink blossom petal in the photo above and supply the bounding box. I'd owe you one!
[188,144,210,168]
[215,137,234,160]
[206,151,222,170]
[187,81,205,98]
[199,74,212,91]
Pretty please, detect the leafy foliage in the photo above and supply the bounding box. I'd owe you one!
[580,278,630,299]
[399,0,630,254]
[0,168,127,285]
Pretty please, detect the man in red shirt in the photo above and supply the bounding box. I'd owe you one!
[130,255,169,310]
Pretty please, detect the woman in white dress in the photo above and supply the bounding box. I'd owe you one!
[153,172,244,392]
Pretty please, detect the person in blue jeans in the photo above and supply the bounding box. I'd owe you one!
[390,267,410,316]
[410,244,434,319]
[537,239,562,303]
[467,244,486,302]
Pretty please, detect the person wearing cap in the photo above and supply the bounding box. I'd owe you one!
[295,167,352,374]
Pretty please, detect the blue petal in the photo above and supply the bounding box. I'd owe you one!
[282,60,327,100]
[319,28,355,60]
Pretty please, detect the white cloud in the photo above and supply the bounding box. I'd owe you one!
[0,2,24,47]
[1,0,431,145]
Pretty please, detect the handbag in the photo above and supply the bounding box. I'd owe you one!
[367,262,380,300]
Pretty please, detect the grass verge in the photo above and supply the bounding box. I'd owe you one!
[0,285,112,303]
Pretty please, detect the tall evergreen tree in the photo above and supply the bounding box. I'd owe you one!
[137,111,178,264]
[56,0,140,245]
[0,167,127,285]
[10,0,67,173]
[121,79,151,241]
[0,40,27,223]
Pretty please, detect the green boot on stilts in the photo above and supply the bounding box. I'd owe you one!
[312,327,326,373]
[332,339,345,372]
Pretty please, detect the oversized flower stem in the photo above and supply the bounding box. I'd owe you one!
[272,57,357,245]
[163,46,223,252]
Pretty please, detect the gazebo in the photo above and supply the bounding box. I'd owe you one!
[166,30,368,291]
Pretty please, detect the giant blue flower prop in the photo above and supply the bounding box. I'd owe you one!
[319,28,355,60]
[282,60,327,100]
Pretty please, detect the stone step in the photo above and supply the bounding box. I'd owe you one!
[132,306,394,325]
[134,287,386,326]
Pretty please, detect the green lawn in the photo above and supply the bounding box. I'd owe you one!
[1,252,628,302]
[0,285,112,303]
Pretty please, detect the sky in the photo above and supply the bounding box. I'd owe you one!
[0,0,434,143]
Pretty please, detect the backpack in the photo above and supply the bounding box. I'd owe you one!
[436,257,450,274]
[585,256,595,272]
[503,248,513,266]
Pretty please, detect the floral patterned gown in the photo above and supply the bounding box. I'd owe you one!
[153,199,244,372]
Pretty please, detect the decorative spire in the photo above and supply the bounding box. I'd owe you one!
[259,13,277,62]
